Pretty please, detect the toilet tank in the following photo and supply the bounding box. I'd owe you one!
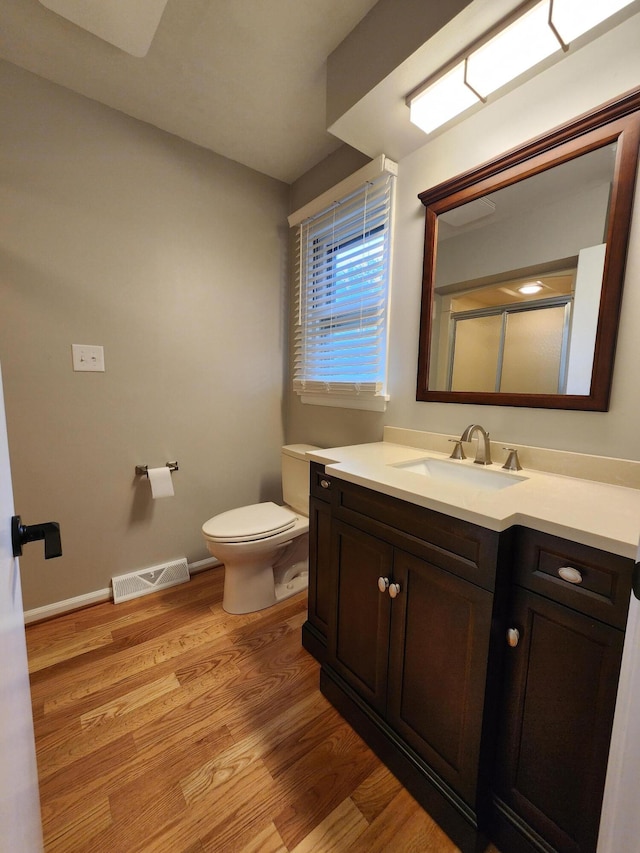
[281,444,320,516]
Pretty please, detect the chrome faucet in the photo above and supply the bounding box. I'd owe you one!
[460,424,492,465]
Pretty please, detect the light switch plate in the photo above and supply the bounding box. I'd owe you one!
[72,344,105,372]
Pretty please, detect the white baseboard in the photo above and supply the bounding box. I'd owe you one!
[24,587,112,625]
[23,556,222,624]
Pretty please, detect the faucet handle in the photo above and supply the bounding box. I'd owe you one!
[448,439,466,460]
[502,448,523,471]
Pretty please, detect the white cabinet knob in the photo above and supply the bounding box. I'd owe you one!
[378,576,389,593]
[558,566,583,584]
[389,582,401,599]
[507,628,520,647]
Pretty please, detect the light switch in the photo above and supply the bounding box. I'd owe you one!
[72,344,105,372]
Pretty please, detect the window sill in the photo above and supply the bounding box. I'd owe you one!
[299,393,389,412]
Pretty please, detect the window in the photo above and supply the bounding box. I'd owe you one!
[289,157,397,411]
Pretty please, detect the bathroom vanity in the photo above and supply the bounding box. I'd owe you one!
[302,432,639,853]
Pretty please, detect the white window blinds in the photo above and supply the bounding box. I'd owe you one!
[290,158,396,411]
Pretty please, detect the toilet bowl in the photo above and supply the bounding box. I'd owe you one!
[201,445,319,614]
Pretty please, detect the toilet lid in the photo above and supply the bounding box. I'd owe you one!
[202,502,297,543]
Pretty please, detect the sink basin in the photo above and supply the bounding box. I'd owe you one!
[390,457,526,492]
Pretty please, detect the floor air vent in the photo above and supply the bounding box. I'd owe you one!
[112,558,190,603]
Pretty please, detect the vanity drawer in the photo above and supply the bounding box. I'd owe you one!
[310,462,334,503]
[513,528,634,629]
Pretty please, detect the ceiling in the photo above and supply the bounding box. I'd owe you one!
[0,0,379,184]
[2,1,637,187]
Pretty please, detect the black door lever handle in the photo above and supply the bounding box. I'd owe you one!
[11,516,62,560]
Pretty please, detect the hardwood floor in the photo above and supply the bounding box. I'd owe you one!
[27,567,497,852]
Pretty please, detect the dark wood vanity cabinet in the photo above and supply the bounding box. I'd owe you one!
[330,528,496,807]
[304,463,509,851]
[387,548,497,808]
[302,464,634,853]
[303,501,333,662]
[329,520,392,716]
[491,529,632,853]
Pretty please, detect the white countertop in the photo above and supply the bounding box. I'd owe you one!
[308,441,640,560]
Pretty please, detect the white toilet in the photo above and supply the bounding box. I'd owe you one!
[201,444,319,614]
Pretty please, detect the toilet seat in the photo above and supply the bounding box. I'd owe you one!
[202,501,297,543]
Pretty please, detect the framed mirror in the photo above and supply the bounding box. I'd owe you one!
[416,89,640,410]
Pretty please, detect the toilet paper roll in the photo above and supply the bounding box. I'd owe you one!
[147,466,174,499]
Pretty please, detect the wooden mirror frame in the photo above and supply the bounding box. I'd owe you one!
[416,88,640,410]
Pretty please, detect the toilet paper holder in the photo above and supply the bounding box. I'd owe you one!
[135,461,179,477]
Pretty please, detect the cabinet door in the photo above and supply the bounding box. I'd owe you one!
[386,550,494,806]
[328,520,393,715]
[494,588,624,853]
[308,496,333,640]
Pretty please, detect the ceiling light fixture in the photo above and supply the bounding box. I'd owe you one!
[465,3,561,99]
[550,0,635,43]
[518,281,544,294]
[408,62,479,134]
[408,0,635,135]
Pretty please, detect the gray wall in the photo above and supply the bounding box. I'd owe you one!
[289,144,371,213]
[287,15,640,461]
[0,61,289,610]
[326,0,473,126]
[4,11,640,613]
[435,183,611,287]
